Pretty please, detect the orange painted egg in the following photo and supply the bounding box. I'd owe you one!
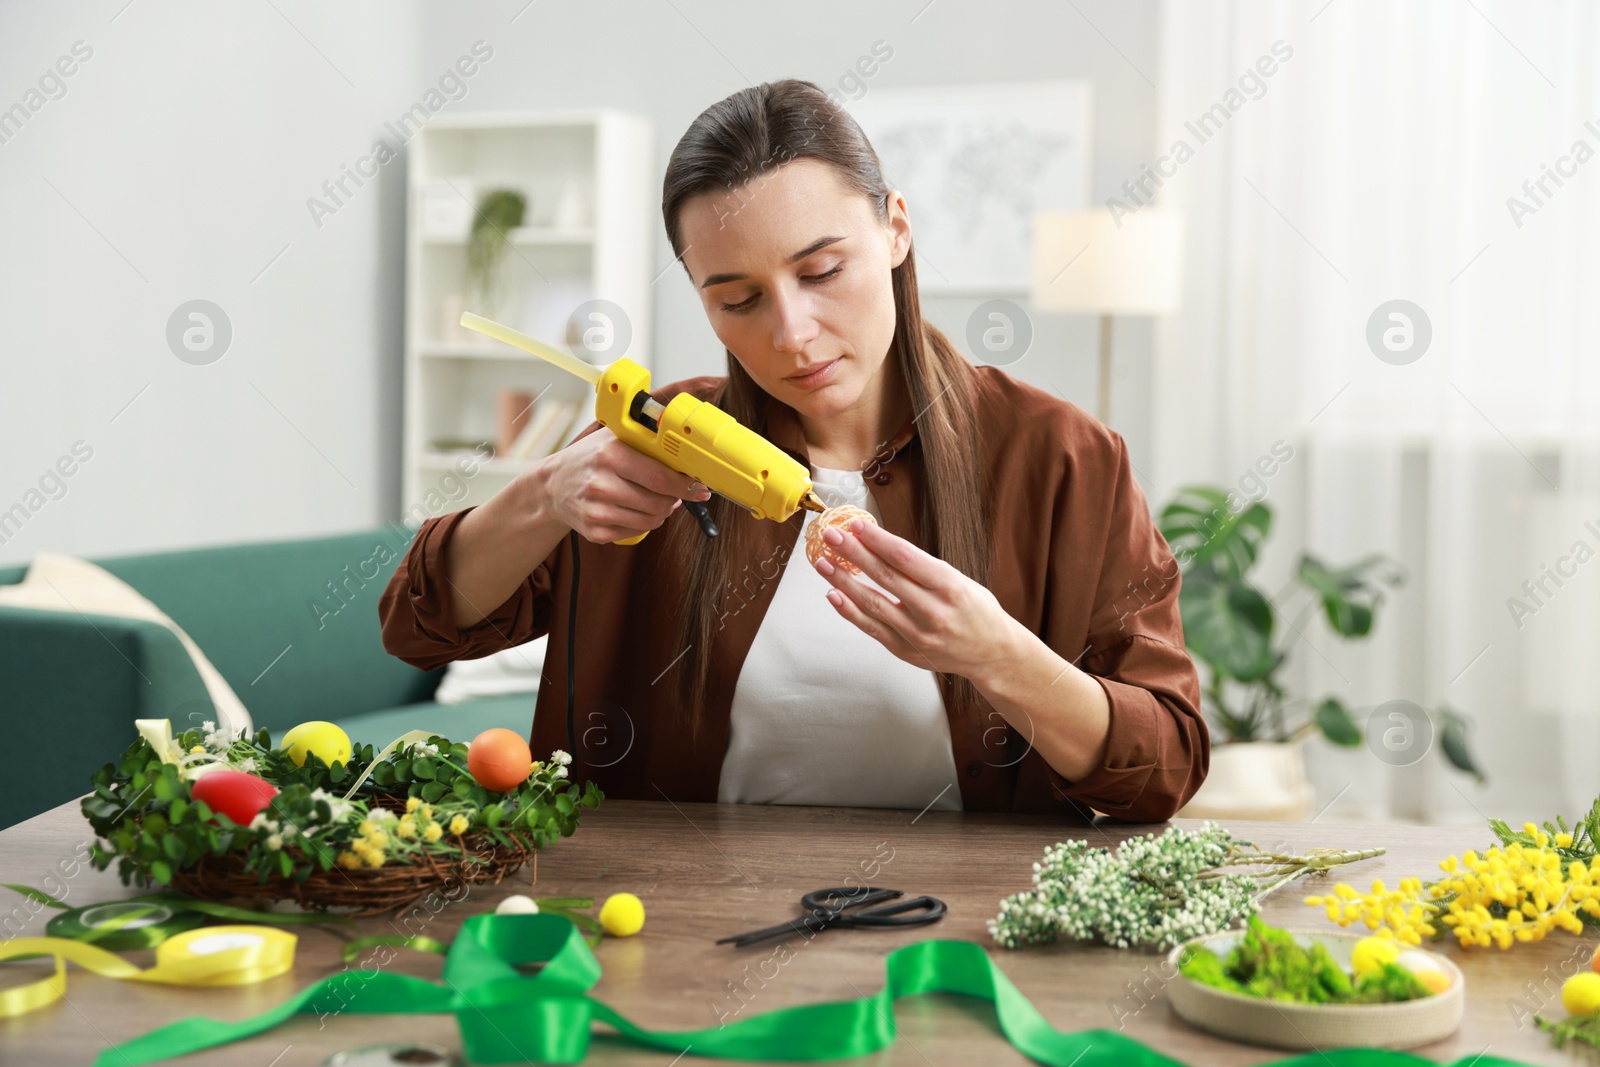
[191,770,279,827]
[468,728,533,793]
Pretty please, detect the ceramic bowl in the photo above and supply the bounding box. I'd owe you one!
[1165,928,1464,1050]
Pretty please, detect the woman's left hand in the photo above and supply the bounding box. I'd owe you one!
[812,517,1018,679]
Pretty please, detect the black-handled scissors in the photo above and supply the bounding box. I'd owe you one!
[716,886,946,948]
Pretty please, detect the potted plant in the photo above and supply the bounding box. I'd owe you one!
[1158,486,1484,820]
[466,188,527,319]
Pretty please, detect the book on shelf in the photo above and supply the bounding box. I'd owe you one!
[505,398,583,462]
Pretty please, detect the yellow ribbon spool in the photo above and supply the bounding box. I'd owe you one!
[0,924,296,1017]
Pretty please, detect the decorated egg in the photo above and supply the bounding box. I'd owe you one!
[1395,949,1452,993]
[191,770,279,826]
[467,728,533,792]
[280,721,352,768]
[496,894,540,915]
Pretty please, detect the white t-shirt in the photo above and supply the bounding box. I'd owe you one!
[717,464,963,812]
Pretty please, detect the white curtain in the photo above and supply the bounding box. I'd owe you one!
[1152,0,1600,823]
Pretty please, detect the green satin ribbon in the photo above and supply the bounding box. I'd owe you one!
[92,915,1542,1067]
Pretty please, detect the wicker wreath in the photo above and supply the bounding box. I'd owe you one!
[170,829,534,917]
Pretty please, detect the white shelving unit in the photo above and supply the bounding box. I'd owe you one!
[403,110,655,512]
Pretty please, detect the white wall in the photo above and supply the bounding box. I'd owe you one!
[0,0,1161,566]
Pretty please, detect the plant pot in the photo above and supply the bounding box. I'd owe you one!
[1177,740,1315,822]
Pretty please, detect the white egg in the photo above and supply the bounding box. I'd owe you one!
[1395,949,1443,973]
[495,894,540,915]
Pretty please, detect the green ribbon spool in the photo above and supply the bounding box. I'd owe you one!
[46,901,205,950]
[92,914,1543,1067]
[6,885,355,959]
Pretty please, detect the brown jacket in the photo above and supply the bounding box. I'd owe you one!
[378,362,1207,823]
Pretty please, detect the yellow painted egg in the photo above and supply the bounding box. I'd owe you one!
[1351,936,1399,979]
[280,721,352,768]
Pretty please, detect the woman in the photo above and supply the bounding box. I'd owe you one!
[379,79,1206,823]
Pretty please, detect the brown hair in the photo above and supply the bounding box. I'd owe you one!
[661,78,991,735]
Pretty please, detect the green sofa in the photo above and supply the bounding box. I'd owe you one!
[0,524,533,830]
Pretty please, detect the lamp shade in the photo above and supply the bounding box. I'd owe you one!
[1031,208,1184,315]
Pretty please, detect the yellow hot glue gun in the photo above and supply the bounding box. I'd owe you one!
[459,313,827,545]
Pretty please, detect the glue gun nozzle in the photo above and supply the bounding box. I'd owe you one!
[801,491,828,514]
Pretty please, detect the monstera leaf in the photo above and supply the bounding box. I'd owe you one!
[1160,486,1272,582]
[1178,567,1277,681]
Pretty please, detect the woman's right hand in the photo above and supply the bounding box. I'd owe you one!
[534,426,712,544]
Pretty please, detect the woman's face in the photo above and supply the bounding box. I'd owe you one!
[678,158,912,423]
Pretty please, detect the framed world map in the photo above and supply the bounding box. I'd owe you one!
[846,80,1092,294]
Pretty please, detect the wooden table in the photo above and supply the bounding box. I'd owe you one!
[0,799,1584,1066]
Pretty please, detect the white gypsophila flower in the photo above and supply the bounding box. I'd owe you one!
[238,757,258,774]
[553,765,568,779]
[204,722,232,753]
[309,787,356,824]
[988,823,1259,952]
[551,750,573,767]
[266,834,284,851]
[407,741,440,758]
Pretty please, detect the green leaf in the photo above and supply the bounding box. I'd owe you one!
[1438,707,1487,784]
[484,805,504,828]
[150,860,172,885]
[411,757,436,781]
[2,884,69,908]
[421,782,447,803]
[1313,698,1362,746]
[555,794,574,815]
[162,835,186,862]
[1297,554,1403,638]
[452,776,475,799]
[168,798,188,823]
[372,763,396,787]
[1159,487,1272,581]
[1178,569,1275,680]
[151,775,175,802]
[278,851,294,878]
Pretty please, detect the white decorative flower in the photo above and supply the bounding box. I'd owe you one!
[551,750,573,767]
[266,834,284,851]
[553,766,568,780]
[407,741,440,758]
[309,788,356,824]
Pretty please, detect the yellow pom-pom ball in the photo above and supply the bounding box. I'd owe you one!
[1352,936,1399,978]
[281,721,352,768]
[1564,973,1600,1018]
[599,892,646,937]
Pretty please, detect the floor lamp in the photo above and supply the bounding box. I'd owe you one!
[1031,208,1184,425]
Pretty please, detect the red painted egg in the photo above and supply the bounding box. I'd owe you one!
[191,769,279,827]
[468,728,533,793]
